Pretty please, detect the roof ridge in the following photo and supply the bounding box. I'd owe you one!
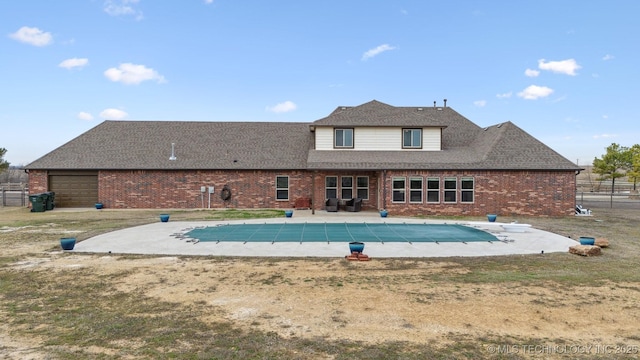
[476,122,509,161]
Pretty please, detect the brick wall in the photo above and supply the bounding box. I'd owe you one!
[98,170,314,209]
[27,170,48,194]
[380,170,576,217]
[31,168,576,216]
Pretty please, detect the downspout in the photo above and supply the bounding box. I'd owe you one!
[382,169,387,210]
[312,171,316,215]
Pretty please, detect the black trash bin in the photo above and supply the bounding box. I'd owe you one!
[40,193,49,211]
[29,193,45,212]
[44,191,55,210]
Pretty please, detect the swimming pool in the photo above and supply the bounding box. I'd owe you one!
[185,223,497,243]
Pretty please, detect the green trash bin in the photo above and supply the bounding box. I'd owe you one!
[40,193,49,211]
[44,191,55,210]
[29,193,45,212]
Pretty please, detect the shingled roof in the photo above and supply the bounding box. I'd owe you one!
[26,100,580,172]
[27,121,313,170]
[307,122,579,170]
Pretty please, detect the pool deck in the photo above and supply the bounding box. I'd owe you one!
[72,210,579,258]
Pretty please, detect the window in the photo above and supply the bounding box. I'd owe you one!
[335,128,353,148]
[461,177,474,203]
[444,177,457,203]
[403,128,422,148]
[325,176,337,199]
[427,178,440,203]
[392,177,406,202]
[341,176,353,199]
[356,176,369,200]
[276,176,289,201]
[409,177,423,203]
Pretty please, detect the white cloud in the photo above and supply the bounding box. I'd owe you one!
[99,108,128,119]
[473,100,486,107]
[104,0,143,20]
[266,101,297,113]
[362,44,396,61]
[104,63,166,85]
[59,58,89,69]
[9,26,53,46]
[204,0,214,3]
[602,54,614,61]
[517,85,554,100]
[77,112,94,121]
[496,92,512,99]
[524,68,539,77]
[538,58,581,76]
[593,133,617,139]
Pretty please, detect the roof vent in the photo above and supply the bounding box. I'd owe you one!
[443,98,447,107]
[169,143,177,161]
[417,107,423,111]
[496,123,503,128]
[483,127,488,131]
[437,107,443,111]
[433,101,436,108]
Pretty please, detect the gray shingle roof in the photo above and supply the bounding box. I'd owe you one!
[314,100,448,127]
[307,122,579,170]
[26,100,580,172]
[27,121,313,170]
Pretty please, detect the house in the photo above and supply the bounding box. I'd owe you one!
[26,100,581,216]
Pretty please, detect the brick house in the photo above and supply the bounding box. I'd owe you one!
[26,100,581,216]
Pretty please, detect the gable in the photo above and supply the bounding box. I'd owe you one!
[314,127,442,151]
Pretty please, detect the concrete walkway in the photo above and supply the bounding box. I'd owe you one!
[72,210,578,258]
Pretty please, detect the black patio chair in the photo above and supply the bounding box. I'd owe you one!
[344,198,362,212]
[325,198,339,212]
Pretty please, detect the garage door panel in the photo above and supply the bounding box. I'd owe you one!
[49,174,98,207]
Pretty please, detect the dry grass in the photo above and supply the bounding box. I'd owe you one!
[1,205,640,359]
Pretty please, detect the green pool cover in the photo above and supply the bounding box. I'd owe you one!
[185,223,497,243]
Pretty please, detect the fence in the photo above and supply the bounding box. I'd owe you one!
[0,183,28,207]
[576,191,640,210]
[576,180,637,194]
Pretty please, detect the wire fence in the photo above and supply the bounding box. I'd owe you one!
[576,191,640,210]
[0,183,28,207]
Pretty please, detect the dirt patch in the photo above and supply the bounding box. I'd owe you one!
[2,206,640,358]
[11,254,639,348]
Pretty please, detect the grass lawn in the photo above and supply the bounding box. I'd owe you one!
[1,205,639,359]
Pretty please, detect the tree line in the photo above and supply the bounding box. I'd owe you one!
[593,143,640,193]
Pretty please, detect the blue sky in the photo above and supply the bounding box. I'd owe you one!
[1,0,638,166]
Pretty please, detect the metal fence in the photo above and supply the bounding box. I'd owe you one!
[576,191,640,210]
[0,183,28,207]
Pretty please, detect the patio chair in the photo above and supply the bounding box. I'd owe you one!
[325,198,339,212]
[575,204,591,215]
[344,198,362,212]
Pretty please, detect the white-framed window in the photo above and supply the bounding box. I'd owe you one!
[409,177,423,203]
[403,128,422,149]
[461,177,474,203]
[276,176,289,201]
[427,177,440,203]
[325,176,338,199]
[444,177,457,203]
[392,177,406,202]
[335,128,354,148]
[356,176,369,200]
[341,176,353,199]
